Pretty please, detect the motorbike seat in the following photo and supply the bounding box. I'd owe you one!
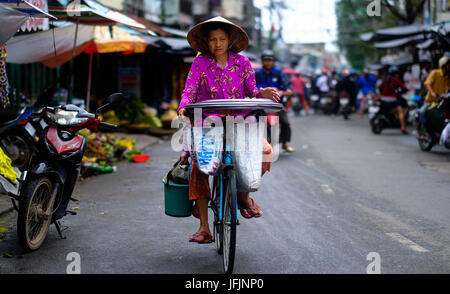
[0,108,26,126]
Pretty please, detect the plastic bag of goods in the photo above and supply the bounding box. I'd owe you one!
[232,121,264,192]
[440,124,450,149]
[191,126,223,176]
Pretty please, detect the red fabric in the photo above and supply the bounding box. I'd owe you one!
[291,76,306,95]
[379,77,408,98]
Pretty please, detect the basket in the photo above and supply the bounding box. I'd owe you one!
[162,178,192,217]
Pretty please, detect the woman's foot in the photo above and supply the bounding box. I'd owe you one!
[189,231,212,244]
[401,129,409,135]
[282,144,296,153]
[239,197,262,219]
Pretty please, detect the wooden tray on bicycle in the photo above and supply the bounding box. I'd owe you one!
[183,99,283,114]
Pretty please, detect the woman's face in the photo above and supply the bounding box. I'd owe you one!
[207,29,230,57]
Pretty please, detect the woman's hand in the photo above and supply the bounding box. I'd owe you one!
[179,151,190,165]
[259,87,281,103]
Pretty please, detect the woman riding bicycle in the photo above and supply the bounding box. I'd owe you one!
[177,16,280,244]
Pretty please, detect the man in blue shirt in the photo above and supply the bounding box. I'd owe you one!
[255,50,295,153]
[356,70,377,117]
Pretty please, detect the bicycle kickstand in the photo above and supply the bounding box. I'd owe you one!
[54,221,67,239]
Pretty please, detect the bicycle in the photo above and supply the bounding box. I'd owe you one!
[184,99,282,274]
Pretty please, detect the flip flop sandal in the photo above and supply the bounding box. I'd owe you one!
[189,231,212,244]
[239,198,262,219]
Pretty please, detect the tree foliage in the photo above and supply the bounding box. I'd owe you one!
[336,0,426,69]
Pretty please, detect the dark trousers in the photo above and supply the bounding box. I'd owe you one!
[279,109,291,144]
[266,109,292,144]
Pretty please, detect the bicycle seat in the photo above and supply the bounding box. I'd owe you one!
[0,108,26,126]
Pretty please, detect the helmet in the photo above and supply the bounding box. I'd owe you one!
[342,69,349,77]
[439,56,450,68]
[322,68,329,74]
[261,49,275,61]
[388,66,399,75]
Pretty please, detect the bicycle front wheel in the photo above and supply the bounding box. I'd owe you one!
[222,168,237,274]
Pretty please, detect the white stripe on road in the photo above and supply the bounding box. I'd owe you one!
[320,184,334,195]
[386,233,429,253]
[306,159,315,166]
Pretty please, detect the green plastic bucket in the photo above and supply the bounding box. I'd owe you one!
[162,179,193,217]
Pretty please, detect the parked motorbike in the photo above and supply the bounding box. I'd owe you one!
[0,93,125,252]
[416,92,450,152]
[369,98,409,135]
[291,93,303,116]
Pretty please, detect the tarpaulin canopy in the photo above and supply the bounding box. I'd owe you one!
[380,52,432,66]
[0,3,28,46]
[5,24,95,65]
[0,0,57,45]
[5,24,147,66]
[47,0,145,30]
[283,67,299,75]
[360,24,428,43]
[84,25,146,54]
[374,34,425,49]
[0,0,56,18]
[141,35,191,51]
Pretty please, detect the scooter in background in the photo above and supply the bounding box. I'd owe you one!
[416,92,450,151]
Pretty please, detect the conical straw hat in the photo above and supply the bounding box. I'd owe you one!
[187,16,249,54]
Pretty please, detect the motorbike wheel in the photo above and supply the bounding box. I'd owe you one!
[417,123,434,152]
[370,117,383,135]
[17,177,56,252]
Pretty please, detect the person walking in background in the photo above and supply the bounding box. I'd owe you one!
[357,69,377,118]
[0,45,10,109]
[255,50,296,153]
[291,72,309,115]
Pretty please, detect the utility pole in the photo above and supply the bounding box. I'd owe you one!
[160,0,166,24]
[269,0,274,50]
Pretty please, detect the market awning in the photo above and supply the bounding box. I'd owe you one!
[374,34,425,49]
[5,24,95,64]
[360,24,428,43]
[0,3,28,46]
[47,0,145,30]
[380,52,432,66]
[0,0,57,46]
[84,25,146,54]
[6,23,147,67]
[0,0,56,18]
[142,35,191,51]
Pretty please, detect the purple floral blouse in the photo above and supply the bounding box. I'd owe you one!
[178,51,260,113]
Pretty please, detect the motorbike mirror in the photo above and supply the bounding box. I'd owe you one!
[105,93,127,106]
[96,93,127,116]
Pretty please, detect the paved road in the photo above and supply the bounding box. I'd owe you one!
[1,114,449,274]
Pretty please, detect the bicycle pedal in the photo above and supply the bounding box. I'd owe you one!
[65,210,77,216]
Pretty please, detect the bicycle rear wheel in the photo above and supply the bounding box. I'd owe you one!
[222,168,237,274]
